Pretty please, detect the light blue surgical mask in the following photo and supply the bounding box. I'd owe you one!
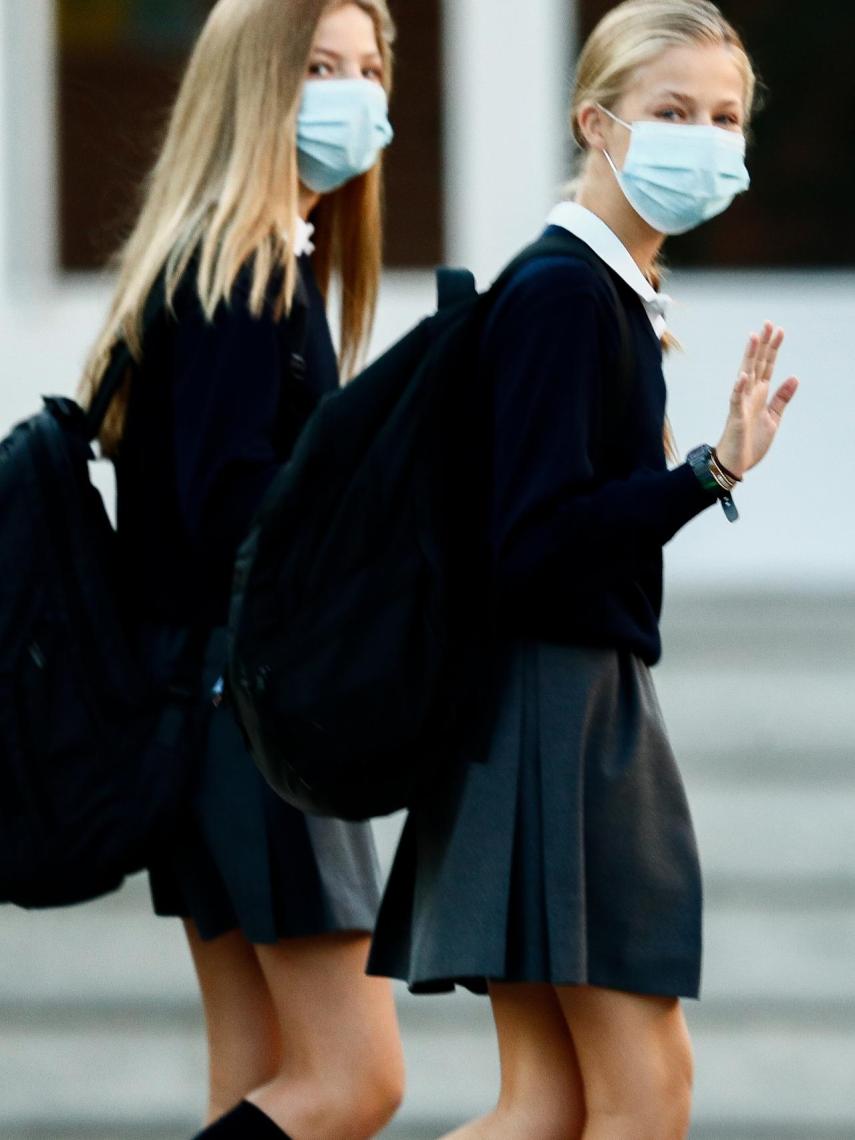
[297,78,394,194]
[599,105,750,235]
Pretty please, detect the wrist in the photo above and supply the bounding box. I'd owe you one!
[713,443,745,482]
[686,444,740,523]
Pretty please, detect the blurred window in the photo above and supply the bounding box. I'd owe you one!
[577,0,854,268]
[57,0,443,270]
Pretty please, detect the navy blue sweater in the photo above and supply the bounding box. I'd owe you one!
[484,233,717,664]
[115,255,338,627]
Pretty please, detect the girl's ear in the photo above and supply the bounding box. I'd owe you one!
[576,102,609,151]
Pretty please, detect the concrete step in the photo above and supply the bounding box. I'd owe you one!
[372,781,855,892]
[2,1003,854,1138]
[1,593,852,1137]
[3,899,854,1015]
[656,661,855,759]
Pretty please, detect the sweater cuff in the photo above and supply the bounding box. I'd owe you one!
[663,461,722,540]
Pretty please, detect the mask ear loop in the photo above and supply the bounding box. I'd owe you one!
[596,103,632,131]
[594,103,632,179]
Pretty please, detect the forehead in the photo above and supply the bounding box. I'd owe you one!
[313,3,380,54]
[625,42,747,109]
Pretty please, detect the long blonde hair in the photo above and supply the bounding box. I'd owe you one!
[79,0,395,456]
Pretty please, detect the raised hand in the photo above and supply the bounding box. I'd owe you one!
[715,321,799,480]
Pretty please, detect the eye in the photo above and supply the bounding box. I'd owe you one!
[714,113,743,130]
[362,64,383,83]
[307,60,334,79]
[655,107,685,122]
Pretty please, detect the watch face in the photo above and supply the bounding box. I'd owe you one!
[687,444,713,465]
[687,445,719,494]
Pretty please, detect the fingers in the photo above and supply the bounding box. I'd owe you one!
[768,376,799,421]
[739,333,760,382]
[755,323,784,385]
[740,322,785,395]
[731,372,750,406]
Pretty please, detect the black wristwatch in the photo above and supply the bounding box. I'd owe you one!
[686,444,739,523]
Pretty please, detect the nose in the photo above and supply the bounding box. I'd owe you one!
[339,60,364,80]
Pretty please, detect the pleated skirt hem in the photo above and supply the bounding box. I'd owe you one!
[144,626,382,945]
[367,641,703,999]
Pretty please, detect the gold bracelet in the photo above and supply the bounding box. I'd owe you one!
[708,454,737,493]
[712,449,743,484]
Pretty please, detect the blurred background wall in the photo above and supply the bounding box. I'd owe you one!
[0,2,853,1138]
[1,0,853,587]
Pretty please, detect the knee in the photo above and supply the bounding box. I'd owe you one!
[586,1037,693,1140]
[263,1062,404,1139]
[640,1036,694,1138]
[208,1057,279,1122]
[361,1023,407,1128]
[346,1046,406,1135]
[345,1067,405,1136]
[653,1058,693,1137]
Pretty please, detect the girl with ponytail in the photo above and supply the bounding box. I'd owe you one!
[369,3,798,1136]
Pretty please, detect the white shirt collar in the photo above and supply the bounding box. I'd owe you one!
[546,201,671,338]
[293,217,316,258]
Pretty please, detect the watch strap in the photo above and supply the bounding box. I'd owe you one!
[686,444,740,523]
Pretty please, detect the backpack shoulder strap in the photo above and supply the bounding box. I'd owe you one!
[436,267,478,311]
[85,264,312,443]
[84,276,166,443]
[488,229,635,417]
[284,264,312,384]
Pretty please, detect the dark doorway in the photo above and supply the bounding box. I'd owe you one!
[57,0,444,271]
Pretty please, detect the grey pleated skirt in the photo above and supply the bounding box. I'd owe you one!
[367,641,702,998]
[146,627,382,944]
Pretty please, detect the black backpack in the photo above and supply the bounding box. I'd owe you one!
[228,230,632,822]
[0,328,207,909]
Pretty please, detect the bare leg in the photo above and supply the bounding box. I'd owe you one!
[557,985,694,1140]
[250,932,404,1139]
[441,982,586,1139]
[184,921,282,1124]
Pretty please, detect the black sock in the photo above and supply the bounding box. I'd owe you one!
[191,1100,293,1139]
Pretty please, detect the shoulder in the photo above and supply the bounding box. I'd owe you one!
[505,253,610,297]
[165,253,298,335]
[493,254,615,320]
[486,254,618,346]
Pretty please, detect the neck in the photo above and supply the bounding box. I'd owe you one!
[575,158,665,279]
[299,187,321,222]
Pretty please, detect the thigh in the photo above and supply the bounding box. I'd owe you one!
[440,984,585,1140]
[489,983,585,1120]
[556,985,693,1114]
[255,932,402,1075]
[186,920,277,1032]
[184,921,282,1108]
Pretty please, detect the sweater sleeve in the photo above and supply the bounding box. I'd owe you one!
[486,257,717,594]
[169,276,286,558]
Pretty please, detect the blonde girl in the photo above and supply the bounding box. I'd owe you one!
[80,2,404,1137]
[368,2,798,1137]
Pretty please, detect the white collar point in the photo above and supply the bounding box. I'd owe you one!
[546,201,670,335]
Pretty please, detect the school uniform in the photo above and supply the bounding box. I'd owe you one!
[115,221,382,944]
[367,203,720,999]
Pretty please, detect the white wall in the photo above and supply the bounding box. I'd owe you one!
[0,0,8,287]
[443,0,573,281]
[0,0,851,593]
[0,0,56,295]
[660,270,854,591]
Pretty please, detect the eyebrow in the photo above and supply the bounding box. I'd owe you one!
[652,89,743,110]
[312,45,383,63]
